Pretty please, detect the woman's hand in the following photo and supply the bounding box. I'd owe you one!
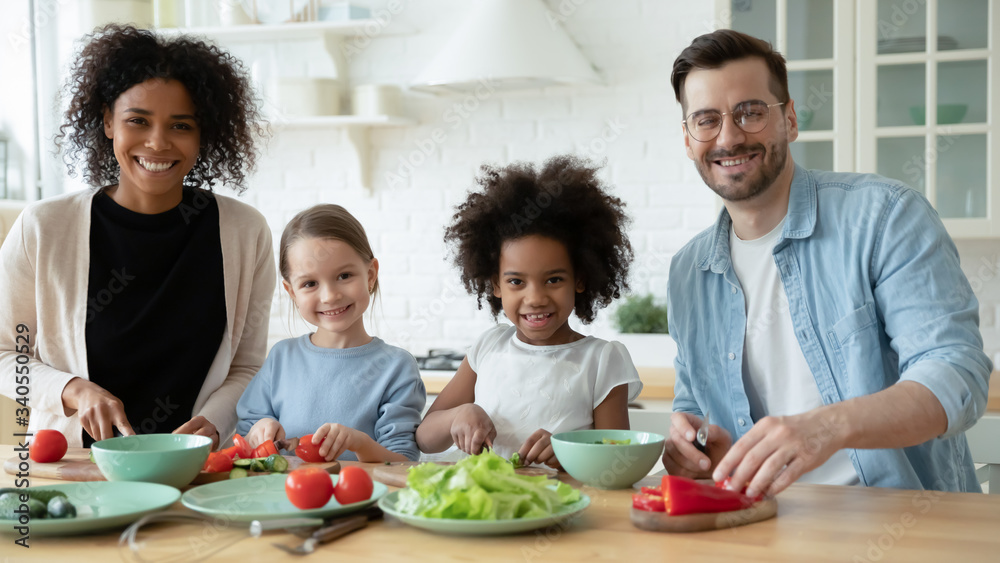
[312,423,373,462]
[174,416,220,451]
[518,428,561,469]
[450,404,496,455]
[61,377,134,442]
[246,418,285,449]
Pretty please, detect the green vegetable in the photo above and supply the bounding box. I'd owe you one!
[229,467,248,479]
[592,439,632,445]
[26,498,46,518]
[265,453,288,472]
[395,450,580,520]
[90,450,96,463]
[509,452,522,469]
[46,496,76,519]
[0,489,74,520]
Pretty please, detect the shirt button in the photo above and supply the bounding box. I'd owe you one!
[731,286,737,294]
[728,352,736,360]
[738,418,746,426]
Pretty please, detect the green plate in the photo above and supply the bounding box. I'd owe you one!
[378,490,590,535]
[0,481,180,536]
[181,473,386,521]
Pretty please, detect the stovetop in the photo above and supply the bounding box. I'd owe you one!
[413,349,466,371]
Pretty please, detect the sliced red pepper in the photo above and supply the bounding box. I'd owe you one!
[218,446,239,460]
[640,486,662,496]
[632,492,667,512]
[262,439,278,457]
[661,475,759,516]
[233,434,253,459]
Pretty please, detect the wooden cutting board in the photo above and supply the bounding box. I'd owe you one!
[4,447,340,486]
[630,498,778,533]
[372,460,558,488]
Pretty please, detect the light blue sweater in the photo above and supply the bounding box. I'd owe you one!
[236,335,425,461]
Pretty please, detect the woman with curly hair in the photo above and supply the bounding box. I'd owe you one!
[0,24,275,449]
[416,155,643,467]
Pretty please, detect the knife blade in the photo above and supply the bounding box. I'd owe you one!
[274,436,301,452]
[693,408,710,453]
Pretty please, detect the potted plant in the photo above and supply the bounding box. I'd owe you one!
[612,294,676,368]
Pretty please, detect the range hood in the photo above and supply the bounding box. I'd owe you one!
[410,0,602,95]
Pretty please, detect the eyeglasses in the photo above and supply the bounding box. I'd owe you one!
[683,101,786,142]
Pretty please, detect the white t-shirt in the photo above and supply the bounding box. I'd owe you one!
[730,219,859,486]
[468,324,643,460]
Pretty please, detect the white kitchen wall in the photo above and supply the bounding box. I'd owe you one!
[225,0,998,369]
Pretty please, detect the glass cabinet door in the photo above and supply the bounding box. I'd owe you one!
[729,0,853,173]
[858,0,998,237]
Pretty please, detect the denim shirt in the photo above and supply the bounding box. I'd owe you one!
[668,165,993,492]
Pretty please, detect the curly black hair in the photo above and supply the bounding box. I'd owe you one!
[444,155,633,323]
[55,24,265,193]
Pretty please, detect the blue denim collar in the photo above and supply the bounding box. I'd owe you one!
[698,163,817,273]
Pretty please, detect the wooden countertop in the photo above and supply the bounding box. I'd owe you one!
[425,370,1000,411]
[2,445,998,561]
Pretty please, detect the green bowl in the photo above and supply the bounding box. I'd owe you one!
[92,434,211,489]
[551,429,664,490]
[909,104,968,125]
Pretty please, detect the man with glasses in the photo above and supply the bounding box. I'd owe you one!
[662,29,991,496]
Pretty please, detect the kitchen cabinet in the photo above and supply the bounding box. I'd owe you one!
[157,20,416,191]
[722,0,1000,238]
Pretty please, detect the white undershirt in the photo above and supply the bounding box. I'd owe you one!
[730,219,859,486]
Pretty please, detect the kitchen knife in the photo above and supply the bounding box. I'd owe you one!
[693,408,710,453]
[274,436,301,452]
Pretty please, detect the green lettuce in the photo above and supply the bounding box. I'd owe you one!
[394,450,581,520]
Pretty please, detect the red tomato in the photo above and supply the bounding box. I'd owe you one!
[30,429,68,463]
[285,467,334,509]
[333,466,374,505]
[640,486,662,496]
[295,434,325,463]
[218,446,239,460]
[263,440,278,456]
[202,452,234,473]
[233,435,253,459]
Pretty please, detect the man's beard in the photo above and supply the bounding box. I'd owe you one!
[695,140,788,203]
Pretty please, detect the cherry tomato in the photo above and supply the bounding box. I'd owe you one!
[30,429,68,463]
[295,434,325,463]
[202,451,234,473]
[233,434,253,459]
[285,467,334,509]
[333,466,374,505]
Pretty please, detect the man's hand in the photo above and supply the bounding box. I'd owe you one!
[246,418,285,449]
[713,409,845,497]
[174,416,220,451]
[663,411,732,479]
[61,377,135,442]
[450,404,496,455]
[517,429,561,469]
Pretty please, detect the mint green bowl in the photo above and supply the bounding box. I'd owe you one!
[92,434,212,489]
[551,429,665,490]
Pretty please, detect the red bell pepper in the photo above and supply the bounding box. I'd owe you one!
[251,439,279,458]
[218,445,240,460]
[632,476,761,515]
[233,434,253,459]
[202,451,234,473]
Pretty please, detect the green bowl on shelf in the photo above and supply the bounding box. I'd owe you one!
[909,104,968,125]
[91,434,212,488]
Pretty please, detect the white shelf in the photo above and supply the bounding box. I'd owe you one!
[154,19,408,41]
[271,115,416,129]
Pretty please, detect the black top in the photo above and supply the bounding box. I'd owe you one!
[84,187,226,446]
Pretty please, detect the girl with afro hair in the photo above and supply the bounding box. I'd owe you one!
[416,155,643,467]
[0,24,275,450]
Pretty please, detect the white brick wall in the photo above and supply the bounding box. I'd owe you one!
[247,0,999,368]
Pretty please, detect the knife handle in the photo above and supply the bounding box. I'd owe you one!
[692,440,707,454]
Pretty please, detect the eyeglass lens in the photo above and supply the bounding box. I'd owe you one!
[685,101,776,141]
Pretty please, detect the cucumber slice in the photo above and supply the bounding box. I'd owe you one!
[229,467,248,479]
[265,454,289,473]
[47,496,76,519]
[232,458,253,468]
[249,459,267,472]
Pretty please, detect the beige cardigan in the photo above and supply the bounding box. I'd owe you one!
[0,189,276,447]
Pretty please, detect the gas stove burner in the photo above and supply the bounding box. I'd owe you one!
[414,349,466,371]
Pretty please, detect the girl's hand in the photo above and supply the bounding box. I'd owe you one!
[246,418,285,449]
[312,423,372,462]
[518,428,561,470]
[173,416,220,451]
[450,404,496,455]
[61,377,135,442]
